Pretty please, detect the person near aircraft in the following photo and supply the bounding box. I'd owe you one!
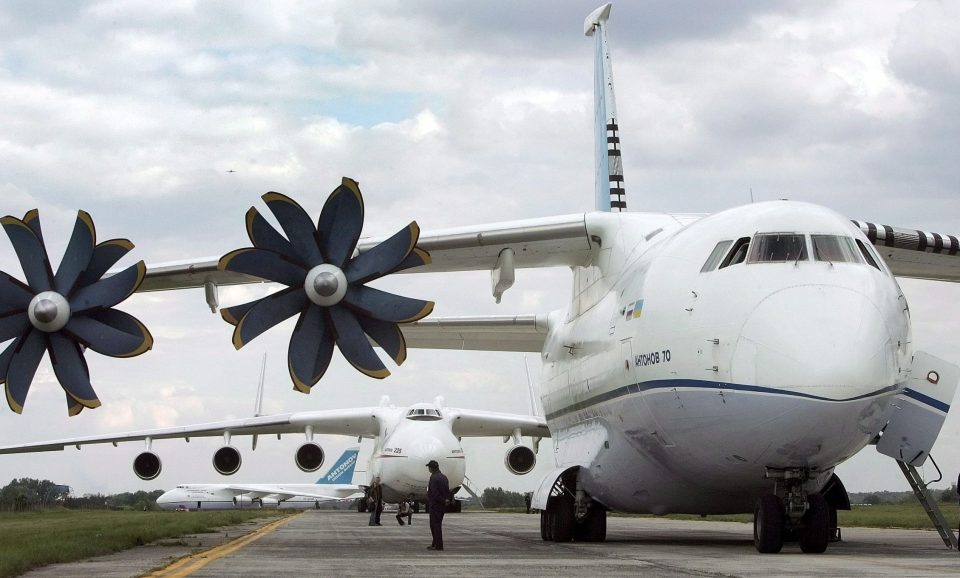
[368,478,383,526]
[397,496,413,526]
[426,460,450,550]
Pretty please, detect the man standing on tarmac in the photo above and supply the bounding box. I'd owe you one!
[426,460,450,551]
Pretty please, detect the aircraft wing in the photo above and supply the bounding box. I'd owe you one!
[447,408,550,438]
[135,214,594,292]
[855,220,960,282]
[400,314,550,352]
[223,484,360,501]
[0,407,383,454]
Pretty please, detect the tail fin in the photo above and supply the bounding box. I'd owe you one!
[585,3,627,213]
[316,447,360,484]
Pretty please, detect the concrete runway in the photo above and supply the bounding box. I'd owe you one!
[22,511,960,577]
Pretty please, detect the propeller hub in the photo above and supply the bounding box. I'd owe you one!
[304,264,347,307]
[28,291,71,332]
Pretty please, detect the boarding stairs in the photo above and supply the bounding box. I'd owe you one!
[896,458,958,550]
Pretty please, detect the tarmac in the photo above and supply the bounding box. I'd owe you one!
[18,510,960,577]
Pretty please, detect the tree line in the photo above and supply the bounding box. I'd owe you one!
[0,478,164,512]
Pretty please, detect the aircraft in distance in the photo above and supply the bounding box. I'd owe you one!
[157,447,363,511]
[0,396,547,510]
[2,2,959,557]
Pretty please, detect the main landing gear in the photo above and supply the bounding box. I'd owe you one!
[539,473,607,543]
[753,468,831,554]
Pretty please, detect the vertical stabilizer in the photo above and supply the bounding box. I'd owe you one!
[585,3,626,212]
[317,447,360,484]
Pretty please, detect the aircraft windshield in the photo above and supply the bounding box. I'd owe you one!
[406,408,442,421]
[747,233,807,262]
[812,235,862,263]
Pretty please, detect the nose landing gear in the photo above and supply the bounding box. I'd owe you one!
[753,468,831,554]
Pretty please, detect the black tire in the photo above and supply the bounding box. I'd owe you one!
[413,502,420,514]
[550,497,575,542]
[540,510,549,540]
[799,494,829,554]
[754,494,784,554]
[357,498,367,513]
[574,503,607,542]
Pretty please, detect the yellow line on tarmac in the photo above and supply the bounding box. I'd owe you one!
[146,513,301,578]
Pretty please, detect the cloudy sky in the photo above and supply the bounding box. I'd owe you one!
[1,0,959,500]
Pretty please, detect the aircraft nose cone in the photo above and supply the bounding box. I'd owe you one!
[731,286,897,394]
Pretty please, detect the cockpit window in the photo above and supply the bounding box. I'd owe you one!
[811,235,861,263]
[747,233,807,263]
[719,237,751,268]
[856,239,881,270]
[405,408,442,421]
[700,240,733,272]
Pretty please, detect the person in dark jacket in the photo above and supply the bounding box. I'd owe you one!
[367,478,383,526]
[426,460,450,550]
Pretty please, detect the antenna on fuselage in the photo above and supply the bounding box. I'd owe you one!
[523,356,543,417]
[253,352,266,417]
[586,3,627,213]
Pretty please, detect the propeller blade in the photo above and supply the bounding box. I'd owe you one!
[0,312,29,343]
[2,339,26,413]
[245,207,297,260]
[328,305,389,378]
[317,178,365,268]
[219,248,307,287]
[221,300,257,327]
[22,209,44,242]
[49,333,100,410]
[76,239,134,288]
[232,286,308,349]
[5,329,45,413]
[344,221,419,285]
[69,261,146,314]
[53,211,97,295]
[65,309,153,358]
[262,192,323,268]
[390,247,432,274]
[0,339,13,384]
[1,215,53,292]
[287,305,335,393]
[358,316,406,365]
[342,285,434,323]
[67,394,84,416]
[0,271,33,313]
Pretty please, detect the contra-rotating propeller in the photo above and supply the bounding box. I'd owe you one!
[218,177,433,391]
[0,210,153,415]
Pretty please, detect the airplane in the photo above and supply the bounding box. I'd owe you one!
[156,447,363,511]
[0,396,548,511]
[2,2,960,556]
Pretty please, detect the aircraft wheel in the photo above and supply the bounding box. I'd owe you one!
[754,494,784,554]
[549,497,575,542]
[540,510,550,540]
[413,502,420,514]
[799,494,829,553]
[574,503,607,542]
[357,498,367,513]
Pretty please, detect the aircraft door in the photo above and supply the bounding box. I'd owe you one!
[876,351,958,466]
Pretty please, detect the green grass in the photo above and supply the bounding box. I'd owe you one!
[0,509,290,578]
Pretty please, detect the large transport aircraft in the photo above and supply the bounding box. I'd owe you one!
[0,397,547,509]
[157,447,363,511]
[1,2,959,556]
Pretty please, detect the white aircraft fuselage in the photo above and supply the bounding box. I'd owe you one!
[542,202,907,514]
[157,484,346,510]
[361,404,467,503]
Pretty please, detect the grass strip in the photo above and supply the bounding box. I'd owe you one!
[0,509,290,578]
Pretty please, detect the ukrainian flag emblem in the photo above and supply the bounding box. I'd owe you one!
[625,300,643,321]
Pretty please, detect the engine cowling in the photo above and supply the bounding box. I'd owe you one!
[133,451,162,480]
[295,442,325,472]
[504,445,536,475]
[213,446,242,475]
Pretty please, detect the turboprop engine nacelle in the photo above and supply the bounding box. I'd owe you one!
[505,445,536,475]
[213,446,242,475]
[295,442,325,472]
[133,451,162,480]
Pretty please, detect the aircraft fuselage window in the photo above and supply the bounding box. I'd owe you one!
[719,237,751,268]
[747,233,807,263]
[812,235,862,263]
[856,239,881,270]
[701,240,733,272]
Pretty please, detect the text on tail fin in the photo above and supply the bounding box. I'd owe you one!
[317,447,359,484]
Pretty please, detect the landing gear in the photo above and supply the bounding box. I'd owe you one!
[799,494,829,553]
[754,494,784,553]
[574,501,607,542]
[539,471,607,543]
